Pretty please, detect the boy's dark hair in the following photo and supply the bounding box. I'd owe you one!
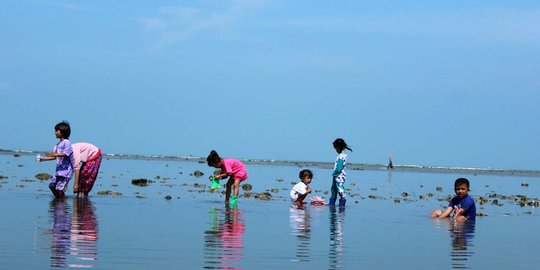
[454,178,470,189]
[333,138,352,152]
[206,150,222,167]
[54,121,71,139]
[299,169,313,180]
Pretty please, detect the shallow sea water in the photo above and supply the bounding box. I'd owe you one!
[1,153,539,269]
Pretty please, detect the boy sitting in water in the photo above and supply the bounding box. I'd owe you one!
[290,169,313,206]
[431,178,476,221]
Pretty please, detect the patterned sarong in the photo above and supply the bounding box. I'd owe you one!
[79,154,102,194]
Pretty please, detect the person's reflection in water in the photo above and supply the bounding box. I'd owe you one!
[49,198,71,268]
[289,205,311,262]
[204,205,245,269]
[329,206,345,269]
[48,197,99,268]
[433,218,476,269]
[448,220,475,269]
[69,197,99,268]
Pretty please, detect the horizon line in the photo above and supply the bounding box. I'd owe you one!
[2,148,539,178]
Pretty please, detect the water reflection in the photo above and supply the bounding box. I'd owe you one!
[204,206,245,269]
[448,220,475,269]
[70,198,99,268]
[329,206,345,269]
[289,206,311,262]
[49,199,71,268]
[47,198,99,268]
[433,219,476,269]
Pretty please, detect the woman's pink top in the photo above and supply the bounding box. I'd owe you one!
[221,158,248,181]
[72,143,100,170]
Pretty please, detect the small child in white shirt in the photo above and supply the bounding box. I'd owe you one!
[290,169,313,206]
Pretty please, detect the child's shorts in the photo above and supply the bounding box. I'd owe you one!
[290,190,299,202]
[233,175,248,181]
[290,190,307,203]
[49,176,69,191]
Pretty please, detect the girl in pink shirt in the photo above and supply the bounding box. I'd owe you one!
[207,150,248,205]
[71,143,102,197]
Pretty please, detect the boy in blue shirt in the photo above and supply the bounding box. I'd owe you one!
[431,178,476,221]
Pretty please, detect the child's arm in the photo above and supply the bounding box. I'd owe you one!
[292,184,311,195]
[437,206,454,218]
[215,172,232,180]
[46,152,68,157]
[73,168,80,193]
[453,197,474,220]
[332,158,345,177]
[453,208,465,220]
[39,156,56,162]
[40,152,68,161]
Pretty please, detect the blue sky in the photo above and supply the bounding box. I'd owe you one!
[1,0,539,170]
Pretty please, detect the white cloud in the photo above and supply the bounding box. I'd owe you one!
[158,6,200,20]
[139,0,268,50]
[139,17,168,32]
[265,8,540,45]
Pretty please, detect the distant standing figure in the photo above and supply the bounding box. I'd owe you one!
[431,178,476,221]
[72,143,102,197]
[330,138,352,207]
[39,121,74,198]
[290,169,313,206]
[207,150,248,205]
[387,154,394,169]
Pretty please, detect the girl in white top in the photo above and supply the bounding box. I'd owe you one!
[290,169,313,206]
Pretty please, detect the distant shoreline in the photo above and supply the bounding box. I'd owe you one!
[2,149,539,177]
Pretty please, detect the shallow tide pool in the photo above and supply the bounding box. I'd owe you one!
[1,153,539,269]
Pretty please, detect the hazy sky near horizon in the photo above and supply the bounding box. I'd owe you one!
[1,0,539,170]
